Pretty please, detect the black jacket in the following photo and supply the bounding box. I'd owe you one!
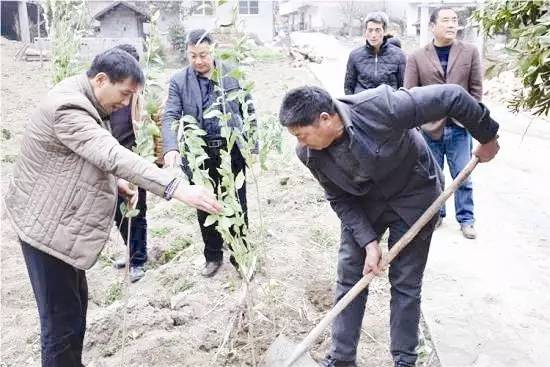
[298,84,499,247]
[344,37,406,95]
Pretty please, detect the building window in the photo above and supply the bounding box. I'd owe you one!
[191,0,214,16]
[239,0,259,15]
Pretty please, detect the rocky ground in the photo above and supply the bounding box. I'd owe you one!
[0,37,430,367]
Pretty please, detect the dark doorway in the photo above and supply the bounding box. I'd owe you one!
[1,1,20,41]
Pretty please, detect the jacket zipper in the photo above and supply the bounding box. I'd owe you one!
[375,54,378,79]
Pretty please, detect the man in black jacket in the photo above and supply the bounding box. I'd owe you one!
[279,84,499,367]
[109,44,148,283]
[344,11,406,95]
[162,29,256,278]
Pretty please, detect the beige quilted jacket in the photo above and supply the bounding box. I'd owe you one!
[4,74,173,270]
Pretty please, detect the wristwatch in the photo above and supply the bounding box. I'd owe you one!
[163,177,182,200]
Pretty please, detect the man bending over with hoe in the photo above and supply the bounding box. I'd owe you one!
[279,84,499,367]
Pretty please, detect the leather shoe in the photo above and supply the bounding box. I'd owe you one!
[201,261,222,278]
[319,355,357,367]
[461,224,477,239]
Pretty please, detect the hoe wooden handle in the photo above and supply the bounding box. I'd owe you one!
[285,156,480,367]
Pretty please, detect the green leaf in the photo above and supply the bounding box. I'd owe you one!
[204,215,218,227]
[119,202,127,216]
[228,68,244,80]
[203,109,223,119]
[218,216,232,230]
[235,171,245,189]
[220,126,231,138]
[125,209,140,218]
[182,115,198,124]
[146,123,160,136]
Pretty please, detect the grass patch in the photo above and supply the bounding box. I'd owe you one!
[151,226,171,238]
[157,236,192,265]
[98,252,116,269]
[171,278,195,294]
[309,226,337,248]
[1,154,17,163]
[103,281,123,305]
[251,47,285,62]
[162,202,195,221]
[1,128,12,140]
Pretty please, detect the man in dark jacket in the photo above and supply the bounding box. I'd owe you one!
[344,11,406,95]
[162,29,256,278]
[109,44,148,283]
[279,84,499,367]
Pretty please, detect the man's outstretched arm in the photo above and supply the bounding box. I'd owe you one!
[367,84,499,153]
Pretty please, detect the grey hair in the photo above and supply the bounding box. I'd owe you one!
[364,11,389,30]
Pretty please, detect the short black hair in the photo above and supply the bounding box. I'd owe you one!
[114,43,140,62]
[86,48,144,85]
[430,6,457,24]
[364,11,389,30]
[279,86,337,127]
[186,28,213,48]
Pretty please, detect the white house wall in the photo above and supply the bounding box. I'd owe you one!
[181,0,273,43]
[97,6,140,38]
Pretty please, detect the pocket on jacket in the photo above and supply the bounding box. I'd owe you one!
[60,184,92,232]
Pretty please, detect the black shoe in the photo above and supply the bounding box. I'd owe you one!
[129,266,145,283]
[201,261,222,278]
[113,257,126,269]
[319,355,357,367]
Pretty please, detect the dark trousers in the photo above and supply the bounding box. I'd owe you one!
[114,187,148,266]
[20,240,87,367]
[330,208,434,367]
[185,145,248,264]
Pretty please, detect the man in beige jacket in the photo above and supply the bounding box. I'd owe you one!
[404,6,482,239]
[4,48,221,366]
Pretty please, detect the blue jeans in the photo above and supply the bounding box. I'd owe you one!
[423,124,474,225]
[20,240,87,367]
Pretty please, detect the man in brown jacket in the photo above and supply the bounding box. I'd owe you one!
[404,6,482,239]
[3,48,221,366]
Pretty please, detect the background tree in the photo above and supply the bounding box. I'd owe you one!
[473,1,549,116]
[338,1,370,36]
[42,0,88,84]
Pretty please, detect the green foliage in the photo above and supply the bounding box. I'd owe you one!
[250,47,285,62]
[157,236,192,265]
[42,0,89,84]
[174,4,284,283]
[257,115,283,170]
[103,281,123,305]
[168,23,187,59]
[134,7,165,163]
[151,227,171,238]
[171,278,195,294]
[473,1,550,115]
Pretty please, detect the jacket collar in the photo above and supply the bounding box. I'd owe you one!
[365,38,388,54]
[425,40,464,79]
[79,74,109,119]
[305,99,355,163]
